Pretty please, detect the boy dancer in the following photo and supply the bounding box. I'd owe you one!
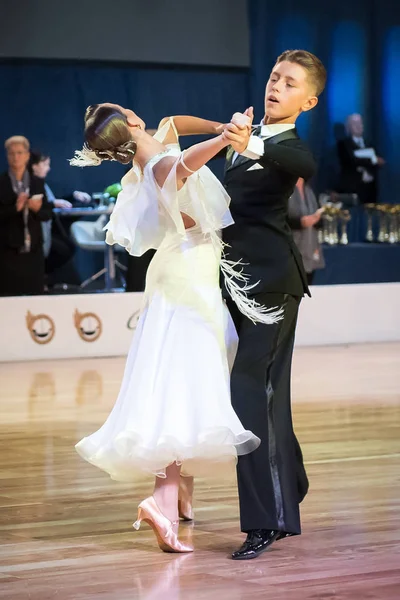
[223,50,327,560]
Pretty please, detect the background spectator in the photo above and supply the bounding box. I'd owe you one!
[337,114,385,204]
[0,136,52,296]
[288,178,325,286]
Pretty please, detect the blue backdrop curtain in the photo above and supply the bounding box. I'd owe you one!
[0,0,399,202]
[0,61,249,196]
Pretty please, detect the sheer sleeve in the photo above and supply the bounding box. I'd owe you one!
[104,151,233,257]
[152,153,233,237]
[153,118,233,233]
[104,162,168,256]
[153,117,180,147]
[104,118,182,257]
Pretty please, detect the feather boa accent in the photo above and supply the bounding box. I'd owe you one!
[69,144,102,167]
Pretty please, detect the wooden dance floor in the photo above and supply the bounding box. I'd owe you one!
[0,343,399,599]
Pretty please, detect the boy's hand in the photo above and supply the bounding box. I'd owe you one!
[223,108,254,153]
[223,123,251,153]
[231,106,254,131]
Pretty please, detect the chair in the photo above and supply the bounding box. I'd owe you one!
[70,216,127,290]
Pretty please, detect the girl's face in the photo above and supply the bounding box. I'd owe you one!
[32,158,51,179]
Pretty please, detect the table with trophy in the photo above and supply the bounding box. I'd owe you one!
[312,200,400,285]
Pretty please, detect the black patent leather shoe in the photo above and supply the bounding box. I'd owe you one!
[231,529,280,560]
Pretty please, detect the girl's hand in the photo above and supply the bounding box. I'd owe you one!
[231,106,254,131]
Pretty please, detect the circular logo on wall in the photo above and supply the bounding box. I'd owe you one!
[127,310,141,331]
[74,309,102,342]
[26,311,56,345]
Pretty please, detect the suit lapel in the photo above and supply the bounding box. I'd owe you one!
[225,145,252,174]
[224,145,235,174]
[226,153,252,172]
[226,146,234,162]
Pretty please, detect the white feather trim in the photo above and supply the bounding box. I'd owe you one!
[210,230,283,325]
[69,145,102,167]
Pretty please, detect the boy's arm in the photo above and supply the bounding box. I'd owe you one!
[257,140,317,180]
[240,139,315,180]
[224,120,316,179]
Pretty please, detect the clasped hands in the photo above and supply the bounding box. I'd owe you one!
[218,107,254,154]
[16,192,44,213]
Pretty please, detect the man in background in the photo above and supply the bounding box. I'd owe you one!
[337,113,385,204]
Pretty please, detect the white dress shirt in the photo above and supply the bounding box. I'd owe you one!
[351,135,377,182]
[232,121,296,164]
[352,136,365,148]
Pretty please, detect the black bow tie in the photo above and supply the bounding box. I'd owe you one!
[252,125,262,137]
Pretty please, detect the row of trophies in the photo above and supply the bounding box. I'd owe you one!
[317,204,400,246]
[364,204,400,244]
[318,206,351,246]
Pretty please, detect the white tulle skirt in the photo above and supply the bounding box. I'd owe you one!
[75,227,260,480]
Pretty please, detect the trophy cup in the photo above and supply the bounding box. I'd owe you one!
[388,207,398,244]
[364,203,376,242]
[384,205,391,242]
[322,210,334,244]
[322,207,340,245]
[394,205,400,244]
[333,209,340,244]
[321,211,329,244]
[376,205,388,243]
[396,206,400,243]
[339,210,351,245]
[331,207,340,245]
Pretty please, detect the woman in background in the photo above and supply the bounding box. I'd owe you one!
[288,177,325,285]
[0,136,52,296]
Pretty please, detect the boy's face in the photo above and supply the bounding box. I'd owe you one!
[264,61,318,123]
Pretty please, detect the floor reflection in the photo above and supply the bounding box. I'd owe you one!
[75,369,103,405]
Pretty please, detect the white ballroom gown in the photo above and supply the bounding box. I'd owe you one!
[75,120,280,480]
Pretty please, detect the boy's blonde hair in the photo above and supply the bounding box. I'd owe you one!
[277,50,327,97]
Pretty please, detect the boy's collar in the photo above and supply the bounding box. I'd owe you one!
[259,120,295,138]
